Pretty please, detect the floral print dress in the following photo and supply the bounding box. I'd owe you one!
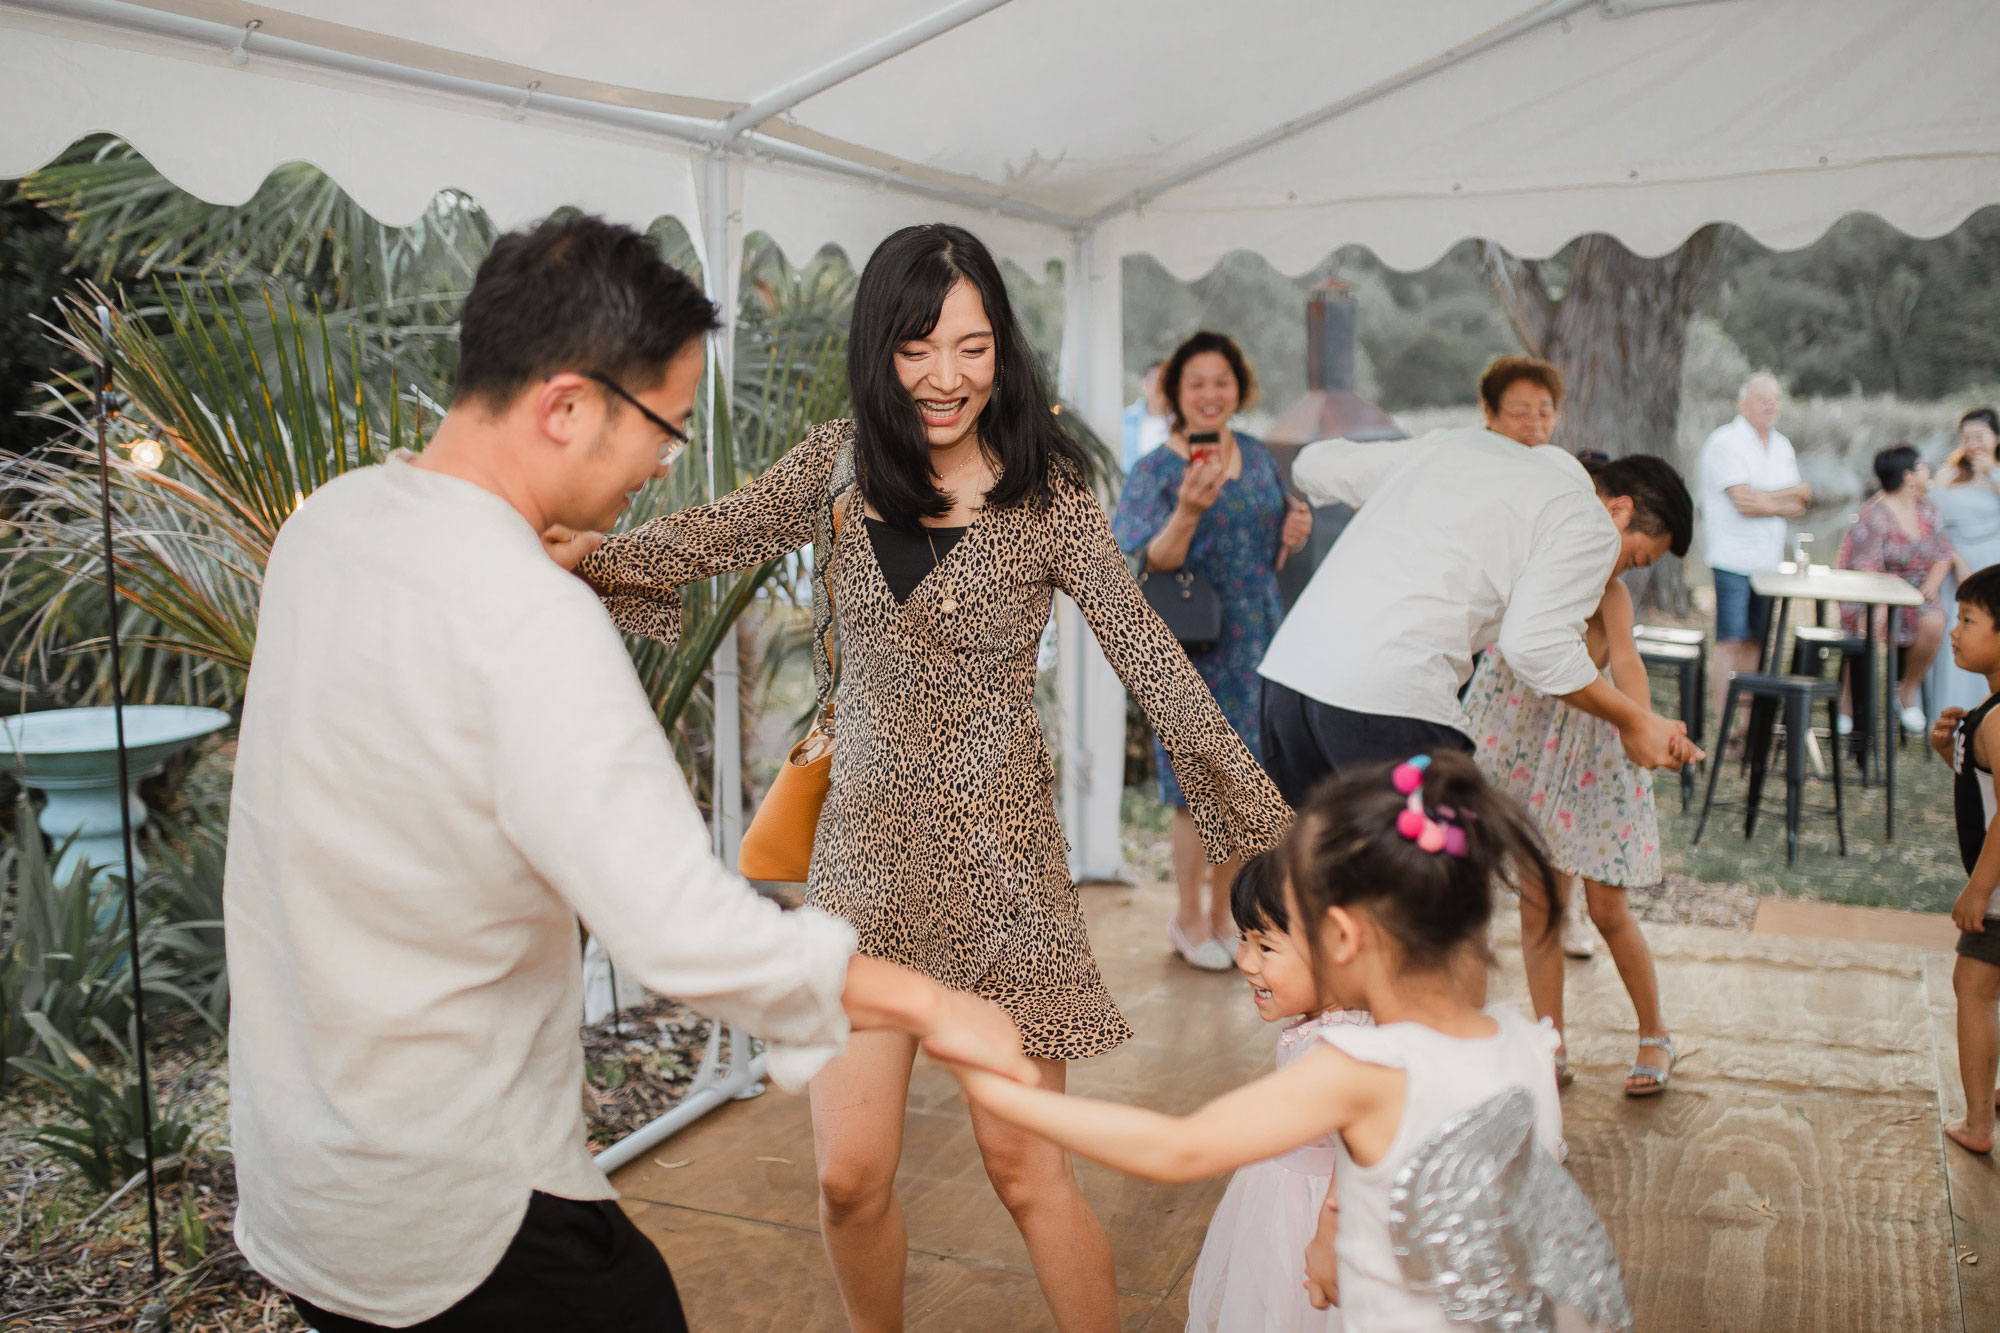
[1837,492,1955,646]
[1111,434,1288,807]
[1462,650,1661,888]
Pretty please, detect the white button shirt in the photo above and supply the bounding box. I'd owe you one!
[1698,414,1800,575]
[1258,428,1620,733]
[226,456,857,1325]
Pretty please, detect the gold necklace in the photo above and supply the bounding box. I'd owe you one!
[924,526,957,615]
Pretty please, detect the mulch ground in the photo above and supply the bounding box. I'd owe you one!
[2,997,716,1330]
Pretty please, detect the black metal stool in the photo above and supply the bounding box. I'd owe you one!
[1695,672,1847,866]
[1790,626,1873,779]
[1635,640,1703,811]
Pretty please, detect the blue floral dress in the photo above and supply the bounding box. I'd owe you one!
[1113,435,1288,807]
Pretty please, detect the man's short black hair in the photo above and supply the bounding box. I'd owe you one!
[1594,454,1694,558]
[453,214,720,411]
[1959,565,2000,624]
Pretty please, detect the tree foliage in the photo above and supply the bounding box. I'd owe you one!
[1716,209,2000,400]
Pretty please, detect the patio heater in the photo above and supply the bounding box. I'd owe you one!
[91,306,171,1331]
[1263,279,1404,608]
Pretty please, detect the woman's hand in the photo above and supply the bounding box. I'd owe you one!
[1276,498,1313,570]
[918,989,1039,1086]
[542,524,605,571]
[1175,452,1228,517]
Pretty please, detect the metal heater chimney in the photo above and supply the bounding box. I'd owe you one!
[1264,280,1405,606]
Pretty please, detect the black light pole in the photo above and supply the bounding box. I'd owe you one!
[91,304,168,1327]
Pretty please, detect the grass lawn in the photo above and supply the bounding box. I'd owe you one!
[1659,726,1964,915]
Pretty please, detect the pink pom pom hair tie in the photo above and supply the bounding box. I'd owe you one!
[1390,755,1467,856]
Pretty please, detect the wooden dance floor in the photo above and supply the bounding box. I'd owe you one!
[613,882,1998,1331]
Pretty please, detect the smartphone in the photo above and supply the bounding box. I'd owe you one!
[1188,430,1221,466]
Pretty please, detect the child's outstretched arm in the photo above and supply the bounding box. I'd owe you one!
[954,1045,1398,1184]
[1954,708,2000,932]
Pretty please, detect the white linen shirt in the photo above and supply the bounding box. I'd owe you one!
[226,455,857,1326]
[1698,414,1800,575]
[1257,428,1619,733]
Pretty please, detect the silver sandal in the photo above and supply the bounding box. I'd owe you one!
[1625,1036,1675,1097]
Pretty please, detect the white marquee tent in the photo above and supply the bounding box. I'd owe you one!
[4,0,1997,894]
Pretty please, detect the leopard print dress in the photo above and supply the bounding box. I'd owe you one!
[579,420,1293,1059]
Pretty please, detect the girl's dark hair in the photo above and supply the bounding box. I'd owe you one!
[847,223,1090,530]
[1963,408,2000,437]
[1229,848,1290,935]
[1158,331,1259,430]
[1283,751,1557,979]
[1872,444,1922,494]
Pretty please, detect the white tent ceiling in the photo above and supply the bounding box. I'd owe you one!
[2,0,1997,881]
[4,0,1996,279]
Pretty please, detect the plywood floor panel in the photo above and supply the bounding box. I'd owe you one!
[1561,1084,1958,1332]
[610,881,1976,1330]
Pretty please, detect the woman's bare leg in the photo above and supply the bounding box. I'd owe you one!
[810,1031,919,1332]
[967,1058,1120,1332]
[1901,610,1946,708]
[1519,867,1569,1040]
[1169,805,1211,941]
[1583,879,1670,1089]
[1207,855,1242,943]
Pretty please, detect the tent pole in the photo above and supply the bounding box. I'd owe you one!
[703,151,745,868]
[1055,228,1128,882]
[91,305,170,1330]
[720,0,1014,141]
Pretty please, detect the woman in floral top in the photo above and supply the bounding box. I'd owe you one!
[1838,444,1963,735]
[1461,455,1675,1098]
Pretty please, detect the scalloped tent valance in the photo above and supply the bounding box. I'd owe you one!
[5,0,1996,278]
[5,0,1997,880]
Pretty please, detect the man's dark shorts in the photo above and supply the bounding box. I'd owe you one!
[1712,567,1772,645]
[1259,678,1475,810]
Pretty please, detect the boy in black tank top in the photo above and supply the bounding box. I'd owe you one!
[1928,565,2000,1153]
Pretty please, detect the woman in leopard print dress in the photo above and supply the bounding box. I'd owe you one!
[579,224,1289,1330]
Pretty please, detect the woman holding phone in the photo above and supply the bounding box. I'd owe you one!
[577,229,1290,1331]
[1112,331,1311,970]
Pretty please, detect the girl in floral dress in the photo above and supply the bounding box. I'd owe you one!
[1461,561,1675,1097]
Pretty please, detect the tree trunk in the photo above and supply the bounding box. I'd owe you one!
[1482,227,1729,616]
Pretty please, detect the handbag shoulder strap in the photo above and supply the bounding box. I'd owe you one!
[811,432,859,726]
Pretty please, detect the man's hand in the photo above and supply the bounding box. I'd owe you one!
[1276,498,1313,570]
[1303,1228,1339,1310]
[1619,710,1692,771]
[1933,707,1967,764]
[541,524,604,572]
[1665,732,1706,767]
[918,987,1039,1086]
[1953,882,1993,933]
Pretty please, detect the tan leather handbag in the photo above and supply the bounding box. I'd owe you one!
[737,496,845,882]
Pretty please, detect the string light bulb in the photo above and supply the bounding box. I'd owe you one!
[128,436,165,470]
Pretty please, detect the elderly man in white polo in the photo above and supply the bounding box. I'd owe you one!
[1698,372,1812,742]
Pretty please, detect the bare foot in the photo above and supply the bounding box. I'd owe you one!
[1945,1119,1994,1154]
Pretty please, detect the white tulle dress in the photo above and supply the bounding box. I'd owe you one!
[1186,1009,1374,1333]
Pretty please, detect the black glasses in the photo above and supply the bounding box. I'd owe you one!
[582,371,692,467]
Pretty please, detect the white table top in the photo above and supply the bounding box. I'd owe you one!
[1749,565,1925,607]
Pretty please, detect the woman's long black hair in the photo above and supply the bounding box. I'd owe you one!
[847,223,1092,530]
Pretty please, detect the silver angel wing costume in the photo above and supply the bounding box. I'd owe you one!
[1386,1086,1632,1332]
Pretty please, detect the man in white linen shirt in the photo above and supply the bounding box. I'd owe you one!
[1699,372,1810,734]
[226,216,1034,1333]
[1255,425,1697,806]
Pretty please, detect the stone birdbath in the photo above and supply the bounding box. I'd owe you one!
[0,705,232,885]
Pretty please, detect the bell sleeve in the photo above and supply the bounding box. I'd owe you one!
[1049,474,1294,862]
[575,420,848,646]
